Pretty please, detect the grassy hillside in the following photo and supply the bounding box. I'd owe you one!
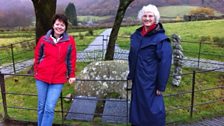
[159,5,223,18]
[118,19,224,39]
[117,19,224,61]
[78,16,111,22]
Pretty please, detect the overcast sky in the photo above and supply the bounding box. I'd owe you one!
[0,0,96,11]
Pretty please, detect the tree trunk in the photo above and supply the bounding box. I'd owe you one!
[104,0,134,60]
[31,0,56,43]
[28,0,56,74]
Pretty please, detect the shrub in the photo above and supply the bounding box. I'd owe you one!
[190,7,215,16]
[213,36,224,47]
[200,36,211,42]
[85,29,94,36]
[79,33,84,40]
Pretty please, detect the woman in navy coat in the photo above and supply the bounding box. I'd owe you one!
[128,4,172,126]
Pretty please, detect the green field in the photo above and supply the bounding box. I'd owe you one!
[78,16,111,22]
[159,5,223,18]
[0,19,224,64]
[117,19,224,61]
[0,28,105,65]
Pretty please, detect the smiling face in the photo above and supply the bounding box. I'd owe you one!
[142,11,156,27]
[53,19,66,38]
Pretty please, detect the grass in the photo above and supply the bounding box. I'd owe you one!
[0,63,223,125]
[1,20,224,62]
[0,63,127,126]
[158,5,223,19]
[0,62,89,123]
[78,16,111,22]
[0,28,105,65]
[0,28,105,46]
[164,68,224,123]
[117,19,224,61]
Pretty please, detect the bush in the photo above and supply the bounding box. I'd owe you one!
[79,33,84,40]
[85,29,94,36]
[190,7,215,16]
[200,36,211,42]
[213,36,224,47]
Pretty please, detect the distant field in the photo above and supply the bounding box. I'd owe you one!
[0,28,105,47]
[159,5,223,19]
[118,19,224,61]
[0,19,224,61]
[118,19,224,42]
[0,30,34,45]
[78,15,111,22]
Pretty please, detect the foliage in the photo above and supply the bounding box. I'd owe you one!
[148,5,223,21]
[65,2,78,26]
[86,29,94,36]
[189,7,215,16]
[200,36,211,42]
[212,36,224,47]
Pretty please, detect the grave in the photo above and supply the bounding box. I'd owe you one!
[66,96,98,121]
[102,99,130,123]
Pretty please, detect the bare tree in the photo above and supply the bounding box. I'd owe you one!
[31,0,56,43]
[105,0,134,60]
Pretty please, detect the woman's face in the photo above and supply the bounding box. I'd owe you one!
[142,11,156,27]
[53,19,66,37]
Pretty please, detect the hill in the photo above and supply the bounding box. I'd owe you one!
[74,0,224,17]
[1,0,224,27]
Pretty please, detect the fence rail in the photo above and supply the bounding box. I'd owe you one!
[0,34,224,74]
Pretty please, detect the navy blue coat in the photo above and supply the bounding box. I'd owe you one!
[128,23,172,126]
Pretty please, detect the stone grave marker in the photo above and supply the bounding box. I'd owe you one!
[66,96,98,121]
[102,99,130,123]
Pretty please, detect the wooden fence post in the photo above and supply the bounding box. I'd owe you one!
[0,73,9,120]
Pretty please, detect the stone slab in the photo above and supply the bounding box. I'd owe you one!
[66,96,98,121]
[102,99,129,123]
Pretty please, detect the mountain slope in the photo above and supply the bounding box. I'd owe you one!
[74,0,224,16]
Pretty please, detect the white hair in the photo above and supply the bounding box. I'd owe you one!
[137,4,160,24]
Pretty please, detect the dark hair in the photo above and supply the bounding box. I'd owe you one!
[51,14,68,31]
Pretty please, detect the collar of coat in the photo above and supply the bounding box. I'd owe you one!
[131,23,170,48]
[43,29,70,44]
[136,23,165,37]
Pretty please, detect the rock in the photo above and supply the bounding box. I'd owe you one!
[74,60,129,99]
[64,93,73,102]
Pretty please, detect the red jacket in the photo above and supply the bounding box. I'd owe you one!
[34,30,76,84]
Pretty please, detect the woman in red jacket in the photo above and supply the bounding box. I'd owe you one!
[34,14,76,126]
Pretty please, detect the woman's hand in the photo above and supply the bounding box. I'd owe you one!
[68,77,76,84]
[156,90,163,96]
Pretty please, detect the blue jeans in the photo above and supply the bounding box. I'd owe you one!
[36,80,64,126]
